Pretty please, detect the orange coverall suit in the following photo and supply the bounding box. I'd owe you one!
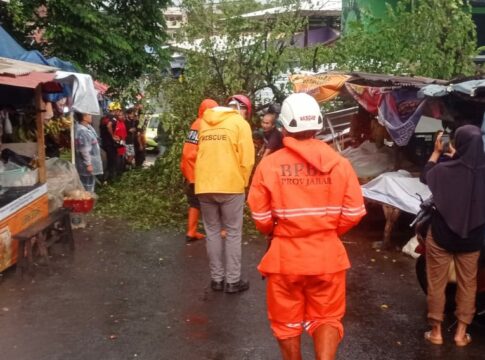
[247,136,366,340]
[180,99,219,184]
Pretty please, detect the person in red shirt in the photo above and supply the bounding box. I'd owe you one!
[180,99,218,241]
[248,93,366,360]
[100,102,123,181]
[114,113,127,173]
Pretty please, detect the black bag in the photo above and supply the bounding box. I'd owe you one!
[113,139,125,148]
[411,196,435,241]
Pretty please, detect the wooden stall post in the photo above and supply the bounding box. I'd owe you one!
[70,112,75,164]
[35,84,46,183]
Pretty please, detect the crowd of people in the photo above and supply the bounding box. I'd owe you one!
[73,90,485,359]
[98,102,146,180]
[73,102,147,193]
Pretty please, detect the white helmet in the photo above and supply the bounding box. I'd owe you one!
[280,93,323,133]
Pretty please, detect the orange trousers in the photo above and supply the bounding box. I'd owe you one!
[266,271,346,340]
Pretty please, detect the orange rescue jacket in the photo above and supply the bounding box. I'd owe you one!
[180,99,218,183]
[247,137,366,275]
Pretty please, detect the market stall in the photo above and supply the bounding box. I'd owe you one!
[290,71,449,170]
[292,70,485,250]
[0,56,101,272]
[0,57,56,272]
[291,71,450,247]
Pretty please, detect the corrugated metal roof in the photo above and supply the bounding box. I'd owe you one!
[0,71,56,89]
[0,57,57,88]
[0,56,57,76]
[347,72,447,88]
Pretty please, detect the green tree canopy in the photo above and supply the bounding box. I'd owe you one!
[3,0,170,92]
[96,0,480,229]
[176,0,310,105]
[319,0,478,79]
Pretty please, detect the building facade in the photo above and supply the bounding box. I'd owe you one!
[163,7,187,42]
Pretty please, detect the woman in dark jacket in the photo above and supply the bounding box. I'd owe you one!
[421,125,485,346]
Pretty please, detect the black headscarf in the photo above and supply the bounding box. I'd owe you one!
[427,125,485,238]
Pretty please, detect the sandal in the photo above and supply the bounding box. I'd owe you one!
[424,331,443,345]
[455,333,472,347]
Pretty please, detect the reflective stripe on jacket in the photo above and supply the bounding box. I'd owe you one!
[247,137,366,275]
[180,99,218,183]
[180,117,201,183]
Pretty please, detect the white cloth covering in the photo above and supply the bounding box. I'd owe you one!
[341,141,395,178]
[55,71,100,115]
[361,170,431,215]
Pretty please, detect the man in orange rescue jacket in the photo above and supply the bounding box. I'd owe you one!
[180,99,219,242]
[248,93,366,360]
[195,95,255,293]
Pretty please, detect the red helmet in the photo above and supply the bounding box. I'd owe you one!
[228,94,252,120]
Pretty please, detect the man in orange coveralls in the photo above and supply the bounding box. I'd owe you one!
[180,99,219,242]
[248,93,366,360]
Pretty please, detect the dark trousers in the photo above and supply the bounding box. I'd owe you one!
[135,147,146,167]
[104,146,119,181]
[185,183,200,208]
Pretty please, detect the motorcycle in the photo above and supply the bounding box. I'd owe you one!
[412,201,485,325]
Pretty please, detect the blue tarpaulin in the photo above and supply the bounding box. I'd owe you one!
[0,26,78,72]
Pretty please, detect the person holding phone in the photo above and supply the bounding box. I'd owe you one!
[420,125,485,347]
[440,132,452,154]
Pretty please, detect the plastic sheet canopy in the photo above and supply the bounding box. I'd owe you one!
[290,73,350,103]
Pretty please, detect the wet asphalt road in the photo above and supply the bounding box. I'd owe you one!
[0,212,484,360]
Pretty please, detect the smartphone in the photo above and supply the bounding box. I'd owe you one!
[441,133,450,153]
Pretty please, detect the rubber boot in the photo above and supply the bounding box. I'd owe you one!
[186,207,205,242]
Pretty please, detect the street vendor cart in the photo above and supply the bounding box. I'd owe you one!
[0,57,57,272]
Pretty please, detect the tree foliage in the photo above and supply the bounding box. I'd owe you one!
[96,0,312,229]
[96,0,479,229]
[3,0,170,92]
[177,0,311,105]
[314,0,478,79]
[95,114,187,231]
